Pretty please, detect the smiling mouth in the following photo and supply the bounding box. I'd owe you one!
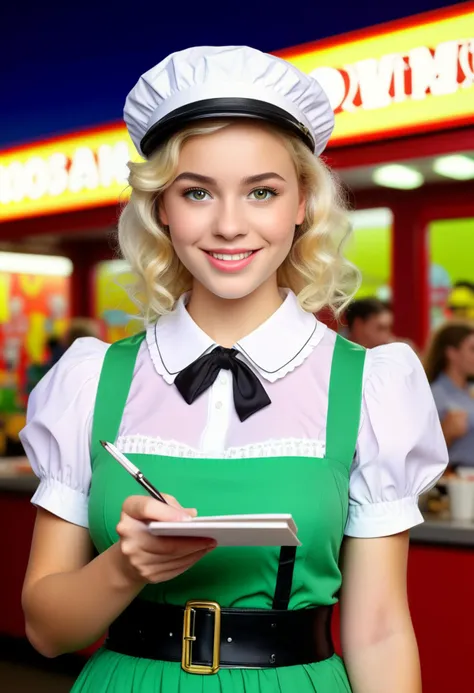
[204,250,259,261]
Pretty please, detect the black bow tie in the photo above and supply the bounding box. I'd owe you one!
[174,347,271,422]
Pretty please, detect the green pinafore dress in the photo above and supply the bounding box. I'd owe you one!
[72,331,365,693]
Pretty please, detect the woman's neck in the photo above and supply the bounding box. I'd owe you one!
[445,366,468,390]
[186,278,284,347]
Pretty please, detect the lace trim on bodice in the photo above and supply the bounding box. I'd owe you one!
[116,435,326,459]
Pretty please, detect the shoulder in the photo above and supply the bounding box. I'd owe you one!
[24,337,111,422]
[362,341,429,395]
[313,331,418,377]
[42,336,109,383]
[361,341,438,427]
[59,336,110,372]
[364,341,421,378]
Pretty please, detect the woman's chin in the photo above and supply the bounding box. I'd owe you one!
[192,274,266,302]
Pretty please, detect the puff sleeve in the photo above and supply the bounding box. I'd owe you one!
[19,338,109,527]
[345,342,448,538]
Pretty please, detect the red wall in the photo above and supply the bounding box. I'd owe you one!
[408,544,472,691]
[0,492,102,656]
[1,490,472,690]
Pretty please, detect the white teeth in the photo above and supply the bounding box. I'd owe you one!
[209,251,253,261]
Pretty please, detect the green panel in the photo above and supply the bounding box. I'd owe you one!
[345,226,391,298]
[430,218,474,284]
[429,217,474,327]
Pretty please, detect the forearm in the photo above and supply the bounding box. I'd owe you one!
[441,422,459,448]
[343,627,422,693]
[23,543,144,657]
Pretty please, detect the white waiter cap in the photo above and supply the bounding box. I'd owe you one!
[124,45,334,159]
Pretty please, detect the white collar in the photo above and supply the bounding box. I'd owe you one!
[146,289,326,384]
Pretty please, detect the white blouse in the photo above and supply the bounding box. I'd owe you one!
[19,290,448,537]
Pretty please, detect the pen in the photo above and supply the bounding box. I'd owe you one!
[100,440,169,505]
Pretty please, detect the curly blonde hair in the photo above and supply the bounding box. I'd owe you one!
[118,120,360,323]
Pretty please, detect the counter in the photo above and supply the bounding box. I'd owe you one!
[0,475,38,493]
[0,466,38,640]
[0,463,102,659]
[0,458,37,492]
[0,469,472,693]
[3,469,473,544]
[411,514,474,546]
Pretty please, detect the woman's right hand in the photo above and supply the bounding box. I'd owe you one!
[116,495,216,586]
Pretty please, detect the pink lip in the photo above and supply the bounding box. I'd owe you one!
[203,249,260,273]
[204,248,257,254]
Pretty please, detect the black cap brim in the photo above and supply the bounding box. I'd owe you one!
[140,97,315,158]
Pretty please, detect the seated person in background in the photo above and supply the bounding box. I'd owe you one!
[425,322,474,469]
[344,297,393,349]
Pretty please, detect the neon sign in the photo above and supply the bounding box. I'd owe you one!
[278,4,474,144]
[0,126,137,221]
[1,4,473,222]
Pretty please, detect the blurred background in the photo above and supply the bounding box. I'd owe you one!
[0,1,473,691]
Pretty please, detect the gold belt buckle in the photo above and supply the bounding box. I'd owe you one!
[182,600,221,675]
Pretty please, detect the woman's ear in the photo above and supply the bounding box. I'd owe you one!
[296,190,306,226]
[157,196,169,227]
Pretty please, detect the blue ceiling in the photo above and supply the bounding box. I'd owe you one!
[1,0,459,148]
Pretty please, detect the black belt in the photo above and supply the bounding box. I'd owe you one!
[105,599,334,674]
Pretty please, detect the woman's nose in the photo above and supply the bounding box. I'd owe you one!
[213,198,247,240]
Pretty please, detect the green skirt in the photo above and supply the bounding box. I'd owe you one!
[72,648,352,692]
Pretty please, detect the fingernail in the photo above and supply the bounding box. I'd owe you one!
[180,513,193,521]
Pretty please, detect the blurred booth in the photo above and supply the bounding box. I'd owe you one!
[0,6,473,690]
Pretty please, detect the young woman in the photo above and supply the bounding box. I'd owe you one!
[426,322,474,468]
[20,46,447,693]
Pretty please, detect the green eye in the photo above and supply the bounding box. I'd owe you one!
[185,189,209,201]
[251,188,274,201]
